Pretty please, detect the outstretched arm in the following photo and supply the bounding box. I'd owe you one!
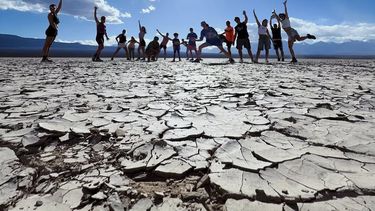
[284,0,289,19]
[272,10,281,22]
[156,29,165,38]
[253,10,260,26]
[243,10,248,24]
[94,7,99,24]
[55,0,62,14]
[270,16,273,28]
[138,20,142,31]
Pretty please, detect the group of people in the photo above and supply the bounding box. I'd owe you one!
[42,0,316,64]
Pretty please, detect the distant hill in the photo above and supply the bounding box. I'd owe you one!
[0,34,374,58]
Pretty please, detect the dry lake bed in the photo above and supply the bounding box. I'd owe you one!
[1,58,375,211]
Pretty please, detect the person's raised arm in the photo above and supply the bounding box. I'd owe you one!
[138,20,142,31]
[156,29,165,38]
[253,10,260,26]
[243,10,248,24]
[270,16,273,28]
[272,10,281,22]
[55,0,62,14]
[94,7,99,24]
[284,0,289,19]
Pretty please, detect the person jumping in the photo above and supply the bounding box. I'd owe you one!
[273,0,316,63]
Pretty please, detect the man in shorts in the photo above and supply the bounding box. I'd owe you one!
[194,21,234,63]
[270,15,285,61]
[234,11,254,63]
[187,28,198,61]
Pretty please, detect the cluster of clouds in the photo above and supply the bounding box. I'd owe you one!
[0,0,132,24]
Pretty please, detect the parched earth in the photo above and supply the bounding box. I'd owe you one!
[1,58,375,211]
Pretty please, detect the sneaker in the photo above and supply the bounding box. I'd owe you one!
[290,58,298,63]
[239,58,244,63]
[95,58,104,62]
[277,58,281,62]
[307,34,316,40]
[282,58,285,62]
[192,59,201,63]
[229,58,235,64]
[111,58,114,61]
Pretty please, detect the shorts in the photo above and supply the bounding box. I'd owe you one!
[45,26,58,37]
[173,46,180,51]
[258,35,271,51]
[236,38,251,50]
[206,38,223,47]
[160,45,167,50]
[118,43,126,48]
[188,44,197,51]
[226,41,233,48]
[286,28,299,41]
[96,34,104,45]
[273,40,283,49]
[140,39,146,47]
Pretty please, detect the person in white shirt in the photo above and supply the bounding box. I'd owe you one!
[273,0,316,63]
[253,9,272,63]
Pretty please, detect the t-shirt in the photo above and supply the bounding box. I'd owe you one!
[118,34,126,43]
[200,27,219,43]
[225,26,235,42]
[172,38,180,46]
[271,27,282,40]
[258,26,268,35]
[235,22,249,39]
[187,32,198,45]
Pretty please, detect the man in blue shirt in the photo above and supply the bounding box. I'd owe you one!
[194,21,235,63]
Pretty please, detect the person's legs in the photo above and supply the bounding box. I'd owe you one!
[173,49,176,61]
[196,43,210,61]
[227,43,232,57]
[288,40,297,62]
[280,47,285,61]
[163,47,167,60]
[137,46,141,60]
[124,47,129,60]
[217,46,231,59]
[275,48,281,61]
[111,47,121,60]
[178,49,181,61]
[42,36,55,59]
[255,49,261,63]
[295,35,307,42]
[265,49,269,63]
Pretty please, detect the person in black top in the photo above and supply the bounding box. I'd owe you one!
[234,11,254,63]
[171,33,181,62]
[270,16,285,61]
[111,30,129,61]
[145,36,160,62]
[41,0,62,62]
[93,6,109,62]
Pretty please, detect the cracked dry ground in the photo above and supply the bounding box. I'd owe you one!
[0,58,375,211]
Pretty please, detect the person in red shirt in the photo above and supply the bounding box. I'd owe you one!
[223,21,235,57]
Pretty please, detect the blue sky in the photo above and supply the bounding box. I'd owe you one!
[1,0,375,45]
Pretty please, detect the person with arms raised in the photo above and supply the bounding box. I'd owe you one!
[41,0,62,62]
[93,6,109,62]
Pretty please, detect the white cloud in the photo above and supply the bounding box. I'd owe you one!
[141,5,155,14]
[0,0,131,24]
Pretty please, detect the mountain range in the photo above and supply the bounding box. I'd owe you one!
[0,34,374,58]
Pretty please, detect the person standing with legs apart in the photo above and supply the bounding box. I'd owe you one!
[273,0,316,63]
[111,30,128,61]
[137,20,147,61]
[234,11,254,63]
[93,6,109,62]
[253,10,271,63]
[156,30,170,60]
[194,21,234,63]
[42,0,62,62]
[270,14,284,62]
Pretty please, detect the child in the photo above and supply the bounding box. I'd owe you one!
[253,9,271,63]
[171,33,181,62]
[93,6,109,62]
[181,39,189,60]
[273,0,316,63]
[111,29,128,61]
[145,36,160,62]
[270,16,285,61]
[127,36,138,61]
